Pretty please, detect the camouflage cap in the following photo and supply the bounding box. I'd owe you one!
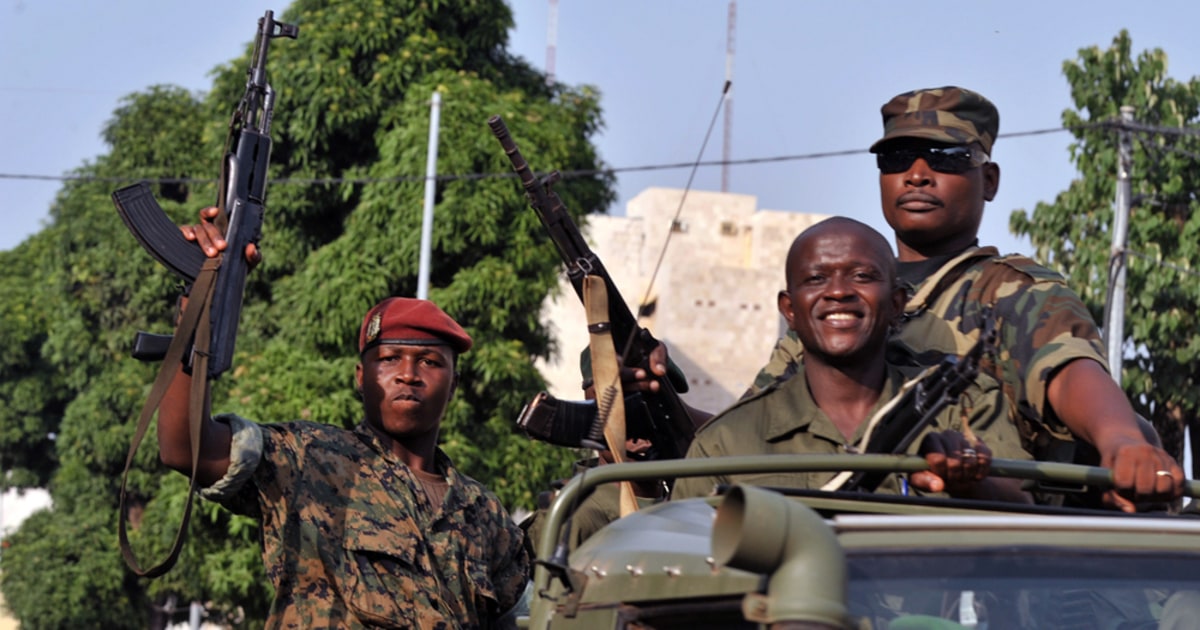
[869,86,999,155]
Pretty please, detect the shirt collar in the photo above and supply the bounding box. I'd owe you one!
[764,362,910,444]
[353,421,455,480]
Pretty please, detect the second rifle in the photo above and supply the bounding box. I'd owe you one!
[489,115,696,461]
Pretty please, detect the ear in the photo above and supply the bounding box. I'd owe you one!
[777,290,796,330]
[982,162,1000,202]
[354,362,364,394]
[891,285,907,322]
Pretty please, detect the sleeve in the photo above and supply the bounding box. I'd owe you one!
[744,329,805,399]
[490,506,532,618]
[198,414,264,509]
[970,260,1106,436]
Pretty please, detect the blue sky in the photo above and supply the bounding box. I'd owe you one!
[3,0,1200,261]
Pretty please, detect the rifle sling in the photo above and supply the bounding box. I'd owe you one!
[118,256,221,578]
[583,275,639,517]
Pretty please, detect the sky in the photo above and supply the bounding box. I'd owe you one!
[2,4,1199,479]
[4,1,1200,258]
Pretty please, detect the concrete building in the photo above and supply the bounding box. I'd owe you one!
[535,187,827,414]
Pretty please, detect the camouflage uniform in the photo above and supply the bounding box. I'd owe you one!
[672,360,1027,500]
[749,245,1108,459]
[202,414,529,629]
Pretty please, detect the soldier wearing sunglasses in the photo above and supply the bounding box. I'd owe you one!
[748,86,1183,512]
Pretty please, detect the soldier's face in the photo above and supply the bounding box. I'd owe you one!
[778,224,904,366]
[356,343,457,443]
[877,139,999,260]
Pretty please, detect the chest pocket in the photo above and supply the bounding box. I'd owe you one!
[341,504,452,629]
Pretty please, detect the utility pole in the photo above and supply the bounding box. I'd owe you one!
[722,0,735,193]
[546,0,558,86]
[417,91,442,300]
[1104,105,1135,382]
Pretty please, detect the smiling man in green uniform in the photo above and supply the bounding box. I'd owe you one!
[672,217,1029,501]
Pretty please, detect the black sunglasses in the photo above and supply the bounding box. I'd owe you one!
[876,146,990,175]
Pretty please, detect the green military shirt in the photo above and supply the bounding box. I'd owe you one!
[748,246,1108,456]
[671,361,1027,500]
[202,414,529,629]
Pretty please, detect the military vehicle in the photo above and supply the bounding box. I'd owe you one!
[520,453,1200,629]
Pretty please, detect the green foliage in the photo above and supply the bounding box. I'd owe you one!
[1,0,613,626]
[1010,30,1200,464]
[1,509,149,630]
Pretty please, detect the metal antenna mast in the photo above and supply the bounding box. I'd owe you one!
[722,0,736,192]
[546,0,559,86]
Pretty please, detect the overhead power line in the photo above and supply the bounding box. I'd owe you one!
[3,120,1199,188]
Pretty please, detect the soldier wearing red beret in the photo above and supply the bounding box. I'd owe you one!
[157,218,529,628]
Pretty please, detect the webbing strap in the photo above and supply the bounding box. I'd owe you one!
[118,256,220,577]
[583,275,638,517]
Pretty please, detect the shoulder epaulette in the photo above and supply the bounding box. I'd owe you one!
[991,253,1068,284]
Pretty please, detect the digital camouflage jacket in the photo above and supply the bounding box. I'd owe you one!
[748,246,1109,457]
[203,415,529,629]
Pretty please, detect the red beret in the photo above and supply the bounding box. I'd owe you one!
[358,297,473,355]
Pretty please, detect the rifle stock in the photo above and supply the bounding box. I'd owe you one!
[113,11,297,378]
[489,115,696,461]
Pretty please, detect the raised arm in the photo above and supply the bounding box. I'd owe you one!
[156,206,260,486]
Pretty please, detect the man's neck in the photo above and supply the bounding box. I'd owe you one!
[895,236,978,262]
[803,354,888,441]
[365,422,440,472]
[896,239,981,288]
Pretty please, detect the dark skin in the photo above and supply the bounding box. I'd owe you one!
[634,220,1022,499]
[878,138,1184,511]
[779,218,1026,500]
[160,208,455,484]
[778,219,905,439]
[355,343,458,472]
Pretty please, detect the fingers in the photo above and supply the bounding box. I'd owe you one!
[176,207,263,266]
[179,207,225,258]
[1105,442,1184,508]
[909,470,944,493]
[626,438,653,454]
[245,243,262,269]
[618,365,660,393]
[648,344,670,377]
[919,430,994,494]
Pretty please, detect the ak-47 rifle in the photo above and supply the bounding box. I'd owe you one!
[113,10,298,377]
[839,309,998,493]
[114,11,297,578]
[488,116,696,461]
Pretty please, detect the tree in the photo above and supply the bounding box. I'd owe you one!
[1010,30,1200,477]
[0,0,614,626]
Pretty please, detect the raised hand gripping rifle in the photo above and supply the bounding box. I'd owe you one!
[488,116,697,462]
[115,11,298,578]
[838,309,998,493]
[113,10,299,377]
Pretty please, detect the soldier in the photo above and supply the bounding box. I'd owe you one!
[748,86,1183,511]
[159,211,529,628]
[671,217,1030,501]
